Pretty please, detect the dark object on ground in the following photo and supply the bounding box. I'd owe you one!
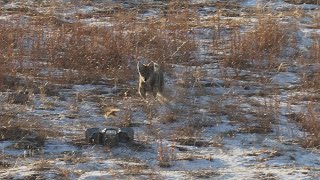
[85,127,134,147]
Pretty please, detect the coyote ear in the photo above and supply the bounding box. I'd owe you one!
[137,61,144,71]
[148,62,155,71]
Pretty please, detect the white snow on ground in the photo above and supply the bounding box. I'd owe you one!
[271,72,301,86]
[241,0,258,7]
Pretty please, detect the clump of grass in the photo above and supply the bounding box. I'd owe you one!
[159,110,179,124]
[157,136,174,168]
[225,13,290,69]
[0,114,62,149]
[7,88,31,104]
[0,160,11,169]
[62,153,90,165]
[0,66,5,90]
[0,115,40,141]
[174,137,211,147]
[301,72,320,91]
[55,168,71,179]
[120,163,149,176]
[249,97,280,134]
[310,33,320,63]
[187,170,220,179]
[33,159,51,171]
[0,125,44,149]
[289,103,320,148]
[173,122,203,138]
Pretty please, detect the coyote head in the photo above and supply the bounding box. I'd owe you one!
[137,62,155,81]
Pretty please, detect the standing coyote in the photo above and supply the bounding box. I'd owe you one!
[137,61,164,99]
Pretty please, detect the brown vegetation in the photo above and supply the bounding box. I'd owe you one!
[289,103,320,148]
[0,7,196,85]
[225,13,290,69]
[0,113,62,149]
[0,1,319,178]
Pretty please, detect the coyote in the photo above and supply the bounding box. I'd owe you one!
[137,61,164,99]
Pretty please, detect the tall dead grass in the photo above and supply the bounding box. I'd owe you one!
[157,135,175,168]
[299,33,320,90]
[289,103,320,148]
[0,8,196,85]
[224,13,290,69]
[310,33,320,63]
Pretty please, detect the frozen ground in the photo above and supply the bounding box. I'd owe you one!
[0,0,319,179]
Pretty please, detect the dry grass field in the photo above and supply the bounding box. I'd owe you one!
[0,0,319,179]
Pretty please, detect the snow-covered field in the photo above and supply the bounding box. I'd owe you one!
[0,0,319,179]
